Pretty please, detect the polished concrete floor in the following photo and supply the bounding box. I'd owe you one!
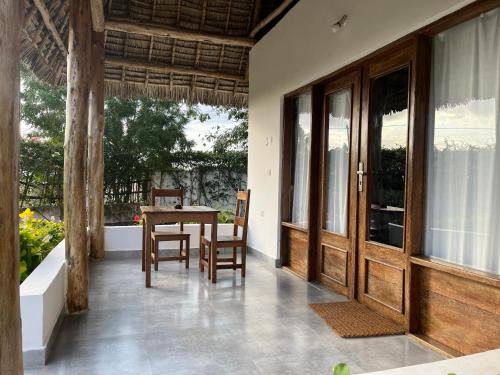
[26,254,443,375]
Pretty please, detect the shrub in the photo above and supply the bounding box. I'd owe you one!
[217,209,235,224]
[19,208,64,282]
[333,363,350,375]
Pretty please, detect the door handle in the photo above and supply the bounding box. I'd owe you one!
[357,162,366,192]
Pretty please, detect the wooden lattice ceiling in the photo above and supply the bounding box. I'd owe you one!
[21,0,297,107]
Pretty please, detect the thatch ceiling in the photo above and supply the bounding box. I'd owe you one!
[22,0,297,107]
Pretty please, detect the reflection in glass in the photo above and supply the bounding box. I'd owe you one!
[291,92,312,227]
[325,89,351,234]
[425,7,500,274]
[368,68,409,247]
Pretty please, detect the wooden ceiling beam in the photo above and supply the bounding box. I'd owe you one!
[250,0,294,38]
[32,0,68,55]
[200,0,208,29]
[106,18,255,48]
[250,0,263,30]
[105,56,247,82]
[90,0,105,32]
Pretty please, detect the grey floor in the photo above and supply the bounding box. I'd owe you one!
[26,254,443,375]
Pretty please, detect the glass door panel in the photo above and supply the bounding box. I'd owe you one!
[367,68,409,248]
[317,70,361,298]
[325,89,351,235]
[291,92,312,227]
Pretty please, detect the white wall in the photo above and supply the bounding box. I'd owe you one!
[21,240,66,366]
[105,223,237,252]
[247,0,476,260]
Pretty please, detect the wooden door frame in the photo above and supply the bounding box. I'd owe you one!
[316,69,361,299]
[356,42,415,326]
[280,85,321,281]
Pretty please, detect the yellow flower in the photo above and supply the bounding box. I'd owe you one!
[19,208,34,221]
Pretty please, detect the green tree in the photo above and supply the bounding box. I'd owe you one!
[21,66,66,144]
[19,66,248,221]
[210,107,248,153]
[103,97,198,203]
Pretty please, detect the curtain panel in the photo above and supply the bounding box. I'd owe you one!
[425,7,500,274]
[325,89,351,234]
[291,92,312,227]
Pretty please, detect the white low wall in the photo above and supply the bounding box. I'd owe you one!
[104,223,237,252]
[20,239,66,367]
[361,349,500,375]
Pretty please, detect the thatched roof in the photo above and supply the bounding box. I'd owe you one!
[21,0,296,107]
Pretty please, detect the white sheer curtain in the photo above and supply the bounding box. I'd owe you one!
[325,89,351,234]
[291,92,312,226]
[425,7,500,274]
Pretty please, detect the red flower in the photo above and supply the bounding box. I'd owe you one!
[134,214,141,224]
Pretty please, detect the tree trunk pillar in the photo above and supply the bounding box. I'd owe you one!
[0,0,26,373]
[88,31,105,260]
[65,0,91,313]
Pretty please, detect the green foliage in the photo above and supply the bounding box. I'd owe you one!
[103,97,198,203]
[21,65,66,144]
[332,363,350,375]
[19,209,64,282]
[217,209,235,224]
[20,139,63,209]
[19,67,247,214]
[209,107,248,153]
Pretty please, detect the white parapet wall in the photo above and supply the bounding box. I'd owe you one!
[104,223,237,254]
[20,239,66,367]
[361,349,500,375]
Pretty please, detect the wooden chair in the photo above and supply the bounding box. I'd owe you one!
[199,190,250,280]
[150,188,191,270]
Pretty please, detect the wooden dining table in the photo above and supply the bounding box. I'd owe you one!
[140,205,219,287]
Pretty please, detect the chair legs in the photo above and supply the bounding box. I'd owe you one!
[232,247,237,270]
[151,238,190,271]
[153,238,159,271]
[199,241,205,272]
[241,245,247,278]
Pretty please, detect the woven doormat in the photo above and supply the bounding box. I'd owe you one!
[309,301,405,338]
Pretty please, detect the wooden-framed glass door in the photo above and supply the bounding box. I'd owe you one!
[280,90,314,280]
[357,46,414,325]
[317,71,361,298]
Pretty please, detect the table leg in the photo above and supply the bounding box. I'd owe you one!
[141,218,145,272]
[199,223,205,272]
[145,215,152,288]
[211,214,218,284]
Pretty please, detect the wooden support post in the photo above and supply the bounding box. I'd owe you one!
[0,0,26,373]
[88,31,105,260]
[65,0,91,313]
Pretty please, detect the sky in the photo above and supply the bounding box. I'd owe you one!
[184,104,239,151]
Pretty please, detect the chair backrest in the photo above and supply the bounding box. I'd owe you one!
[150,187,184,227]
[150,187,183,206]
[233,189,250,241]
